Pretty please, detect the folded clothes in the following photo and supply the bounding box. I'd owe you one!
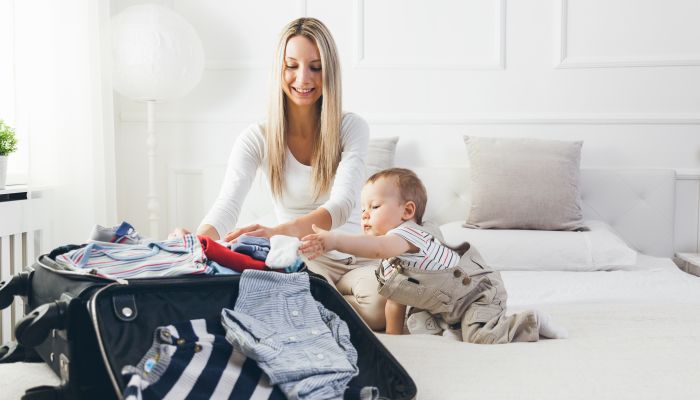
[199,236,267,273]
[89,221,144,244]
[207,261,241,276]
[229,235,271,261]
[237,235,271,247]
[56,234,209,279]
[230,243,269,261]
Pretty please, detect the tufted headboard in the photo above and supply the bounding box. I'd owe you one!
[190,166,678,257]
[411,167,676,258]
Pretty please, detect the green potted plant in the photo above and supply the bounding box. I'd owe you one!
[0,119,18,190]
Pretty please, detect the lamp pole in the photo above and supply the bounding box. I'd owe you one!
[111,4,204,239]
[146,100,159,238]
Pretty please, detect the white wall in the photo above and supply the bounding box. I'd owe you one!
[112,0,700,240]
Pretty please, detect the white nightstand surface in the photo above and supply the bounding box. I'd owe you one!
[674,253,700,277]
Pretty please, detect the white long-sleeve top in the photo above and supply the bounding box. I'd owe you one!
[200,112,369,241]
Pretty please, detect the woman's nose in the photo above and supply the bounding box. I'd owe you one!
[296,66,311,84]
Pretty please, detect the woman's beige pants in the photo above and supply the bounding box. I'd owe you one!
[303,255,386,331]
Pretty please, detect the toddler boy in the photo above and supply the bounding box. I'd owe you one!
[300,168,567,343]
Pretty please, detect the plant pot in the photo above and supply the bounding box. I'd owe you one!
[0,155,7,190]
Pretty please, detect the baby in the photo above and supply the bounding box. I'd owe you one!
[300,168,567,343]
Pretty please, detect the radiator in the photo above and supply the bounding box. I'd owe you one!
[0,230,43,345]
[0,186,49,346]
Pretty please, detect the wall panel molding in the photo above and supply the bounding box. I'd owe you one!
[556,0,700,69]
[353,0,506,70]
[167,167,203,235]
[120,111,700,125]
[177,0,308,71]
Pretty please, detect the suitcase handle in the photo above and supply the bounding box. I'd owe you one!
[0,340,42,363]
[22,385,64,400]
[15,300,69,347]
[0,271,31,310]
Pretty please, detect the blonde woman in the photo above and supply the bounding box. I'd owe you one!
[173,18,386,330]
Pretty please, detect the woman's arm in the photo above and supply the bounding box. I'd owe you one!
[199,125,264,239]
[195,224,220,240]
[224,207,331,241]
[319,113,369,229]
[225,114,369,242]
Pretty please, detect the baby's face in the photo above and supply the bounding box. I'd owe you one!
[360,177,407,236]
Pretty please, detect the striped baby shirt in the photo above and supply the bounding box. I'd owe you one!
[55,234,210,279]
[381,221,460,278]
[122,318,286,400]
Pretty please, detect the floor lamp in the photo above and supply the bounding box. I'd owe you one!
[111,4,204,239]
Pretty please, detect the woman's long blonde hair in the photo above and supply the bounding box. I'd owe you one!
[266,17,342,200]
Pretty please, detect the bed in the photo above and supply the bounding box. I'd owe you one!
[379,254,700,399]
[1,164,699,400]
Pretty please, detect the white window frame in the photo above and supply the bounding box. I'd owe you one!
[0,0,28,186]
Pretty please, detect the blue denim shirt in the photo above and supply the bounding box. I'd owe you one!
[221,270,360,400]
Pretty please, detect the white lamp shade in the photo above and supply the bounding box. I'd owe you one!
[111,4,205,102]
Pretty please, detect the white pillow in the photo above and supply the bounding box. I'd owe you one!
[463,136,585,231]
[439,219,637,271]
[366,136,399,178]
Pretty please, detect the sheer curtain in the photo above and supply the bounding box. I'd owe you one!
[14,0,116,247]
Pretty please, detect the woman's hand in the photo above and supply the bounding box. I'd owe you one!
[168,227,191,240]
[224,224,277,242]
[299,224,337,260]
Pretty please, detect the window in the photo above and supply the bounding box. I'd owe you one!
[0,0,28,185]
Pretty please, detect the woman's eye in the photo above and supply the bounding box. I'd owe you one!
[372,205,380,210]
[285,65,298,69]
[311,66,322,72]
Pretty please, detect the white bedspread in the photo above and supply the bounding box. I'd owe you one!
[2,256,699,400]
[379,255,700,399]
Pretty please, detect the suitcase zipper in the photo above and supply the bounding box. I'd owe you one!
[36,257,123,284]
[88,281,129,399]
[86,273,312,398]
[85,276,237,398]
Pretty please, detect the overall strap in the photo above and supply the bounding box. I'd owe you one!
[410,220,472,256]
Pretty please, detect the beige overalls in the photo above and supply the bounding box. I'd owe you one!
[376,223,539,344]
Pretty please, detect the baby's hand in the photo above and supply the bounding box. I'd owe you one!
[299,224,336,260]
[168,227,190,240]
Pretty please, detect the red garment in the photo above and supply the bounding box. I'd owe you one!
[198,236,267,272]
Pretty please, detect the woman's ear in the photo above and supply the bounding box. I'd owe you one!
[402,201,416,221]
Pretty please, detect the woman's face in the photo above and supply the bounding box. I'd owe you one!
[282,35,323,108]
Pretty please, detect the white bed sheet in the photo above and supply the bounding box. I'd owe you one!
[1,255,699,400]
[504,254,700,309]
[379,254,700,400]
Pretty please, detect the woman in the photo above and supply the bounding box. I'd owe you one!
[174,18,385,330]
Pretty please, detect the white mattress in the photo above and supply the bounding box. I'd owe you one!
[503,254,700,308]
[1,255,699,399]
[379,254,700,400]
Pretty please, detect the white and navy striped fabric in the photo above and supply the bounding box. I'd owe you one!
[55,234,210,279]
[381,222,460,278]
[122,318,285,400]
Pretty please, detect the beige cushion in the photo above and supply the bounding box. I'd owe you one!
[463,136,585,231]
[366,136,399,178]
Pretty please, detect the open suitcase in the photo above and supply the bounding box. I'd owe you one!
[0,249,417,400]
